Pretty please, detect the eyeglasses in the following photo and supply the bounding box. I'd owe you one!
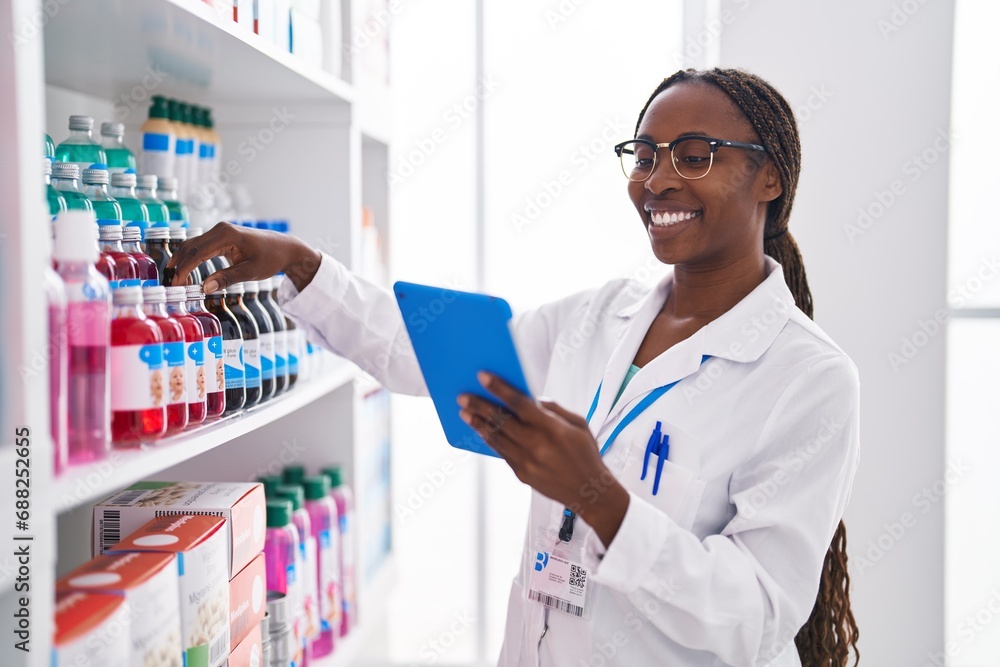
[614,136,767,181]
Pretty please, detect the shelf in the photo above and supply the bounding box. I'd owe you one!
[53,357,357,514]
[357,82,392,145]
[313,556,396,667]
[43,0,354,104]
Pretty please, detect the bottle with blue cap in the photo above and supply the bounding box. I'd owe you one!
[100,122,137,173]
[55,115,107,173]
[81,165,123,224]
[51,163,93,212]
[135,174,170,226]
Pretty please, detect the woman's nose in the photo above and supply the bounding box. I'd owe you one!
[645,154,684,194]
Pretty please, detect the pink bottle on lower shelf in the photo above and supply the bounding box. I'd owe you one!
[265,498,304,667]
[303,475,341,657]
[322,465,356,636]
[45,267,68,474]
[275,485,315,666]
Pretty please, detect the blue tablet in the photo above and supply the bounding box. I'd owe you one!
[394,281,532,457]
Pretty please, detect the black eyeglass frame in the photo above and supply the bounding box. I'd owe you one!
[613,136,768,181]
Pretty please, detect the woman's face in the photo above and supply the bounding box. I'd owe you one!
[628,82,783,267]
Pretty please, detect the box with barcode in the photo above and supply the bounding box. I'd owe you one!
[54,591,130,667]
[107,515,231,667]
[229,552,266,650]
[57,552,182,667]
[227,620,262,666]
[94,481,266,577]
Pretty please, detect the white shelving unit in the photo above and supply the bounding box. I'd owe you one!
[0,1,393,665]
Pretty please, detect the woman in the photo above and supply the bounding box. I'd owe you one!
[169,68,861,666]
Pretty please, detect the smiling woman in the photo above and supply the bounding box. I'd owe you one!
[167,67,861,667]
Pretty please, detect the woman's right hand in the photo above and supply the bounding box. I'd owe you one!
[166,222,323,294]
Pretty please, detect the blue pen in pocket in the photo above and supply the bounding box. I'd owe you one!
[641,421,669,496]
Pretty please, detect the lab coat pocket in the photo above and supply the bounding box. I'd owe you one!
[628,459,705,532]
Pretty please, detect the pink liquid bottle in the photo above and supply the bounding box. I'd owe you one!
[304,475,341,657]
[140,285,188,435]
[265,499,304,667]
[164,286,206,427]
[110,283,166,445]
[45,267,68,474]
[275,484,316,666]
[122,225,158,281]
[53,211,110,465]
[322,465,355,635]
[98,224,139,281]
[185,285,226,420]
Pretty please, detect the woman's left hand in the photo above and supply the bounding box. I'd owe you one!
[458,372,630,546]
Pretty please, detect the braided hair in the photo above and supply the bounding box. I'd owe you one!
[634,68,860,666]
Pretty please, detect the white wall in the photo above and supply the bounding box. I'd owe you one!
[707,0,953,662]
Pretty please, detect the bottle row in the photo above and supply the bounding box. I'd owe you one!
[55,469,356,667]
[47,210,324,475]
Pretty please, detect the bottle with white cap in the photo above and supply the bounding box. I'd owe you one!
[165,286,207,427]
[53,210,111,464]
[51,163,94,212]
[109,171,151,239]
[186,285,227,419]
[222,283,262,407]
[97,224,139,281]
[135,174,171,226]
[54,115,107,173]
[271,275,300,388]
[81,165,123,224]
[242,281,275,402]
[46,259,68,474]
[44,159,67,217]
[110,282,167,445]
[157,175,190,228]
[100,122,137,173]
[121,225,158,282]
[141,285,189,435]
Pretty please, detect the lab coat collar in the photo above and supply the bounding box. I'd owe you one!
[595,256,796,432]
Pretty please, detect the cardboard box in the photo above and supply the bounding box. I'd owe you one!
[108,515,230,667]
[226,623,263,667]
[57,552,182,667]
[53,591,130,667]
[94,481,266,577]
[229,552,266,650]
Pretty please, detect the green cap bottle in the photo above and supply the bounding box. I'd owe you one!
[303,476,330,501]
[274,484,304,512]
[283,465,306,486]
[321,465,344,489]
[257,475,283,495]
[149,95,170,120]
[266,499,293,528]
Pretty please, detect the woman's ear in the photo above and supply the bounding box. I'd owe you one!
[759,159,783,203]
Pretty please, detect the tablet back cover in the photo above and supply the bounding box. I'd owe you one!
[394,281,531,457]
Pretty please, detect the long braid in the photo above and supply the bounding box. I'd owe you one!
[634,68,859,666]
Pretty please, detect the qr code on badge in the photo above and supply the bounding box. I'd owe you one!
[569,564,588,589]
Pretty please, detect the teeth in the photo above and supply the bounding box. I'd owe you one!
[649,210,701,226]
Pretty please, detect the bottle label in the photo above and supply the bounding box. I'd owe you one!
[258,332,275,381]
[162,340,186,406]
[287,343,299,376]
[206,335,224,393]
[273,329,287,377]
[224,339,244,390]
[110,343,165,411]
[317,528,342,630]
[243,338,261,389]
[142,133,171,151]
[140,133,175,181]
[175,139,194,156]
[186,339,205,404]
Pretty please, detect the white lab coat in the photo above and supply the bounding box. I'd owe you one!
[278,253,860,667]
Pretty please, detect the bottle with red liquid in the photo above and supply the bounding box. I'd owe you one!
[98,225,139,280]
[53,211,110,465]
[141,285,188,435]
[164,286,206,427]
[46,267,68,474]
[185,285,226,419]
[265,499,303,667]
[121,225,158,281]
[322,465,356,635]
[110,284,166,446]
[304,475,341,657]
